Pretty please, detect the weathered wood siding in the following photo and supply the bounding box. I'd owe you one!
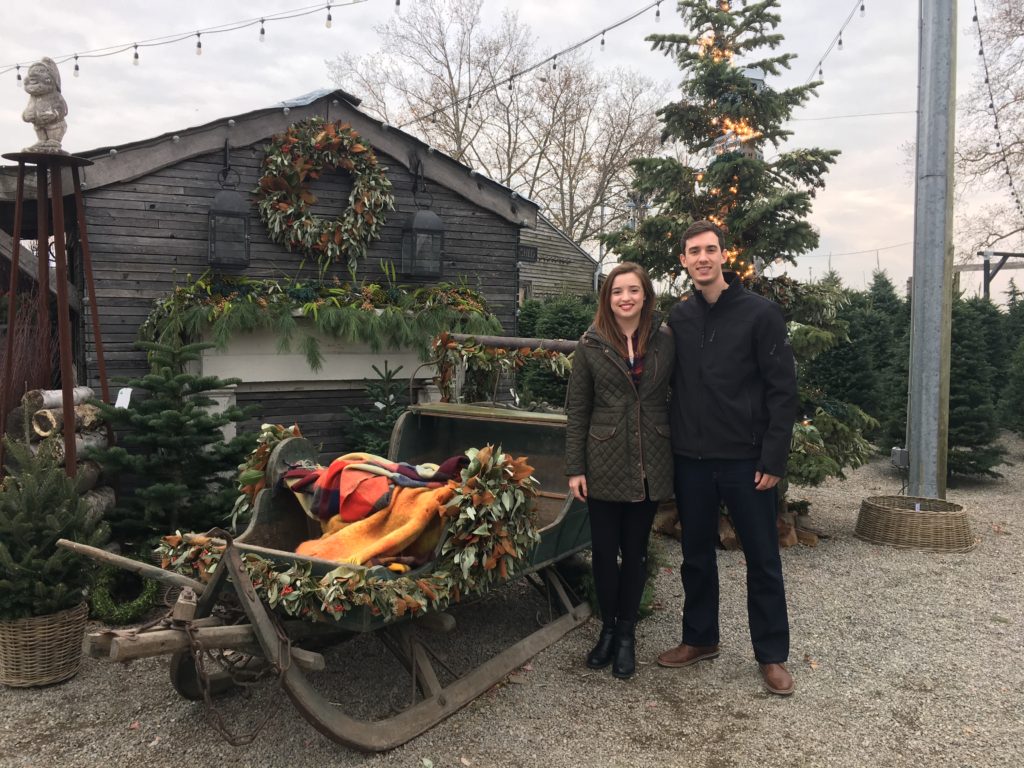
[518,216,596,301]
[80,141,520,427]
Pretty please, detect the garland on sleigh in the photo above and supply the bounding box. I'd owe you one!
[431,332,572,403]
[253,117,395,275]
[156,445,540,623]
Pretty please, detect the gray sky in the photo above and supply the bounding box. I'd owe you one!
[0,0,1013,299]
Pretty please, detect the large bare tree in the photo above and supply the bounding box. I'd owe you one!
[327,0,665,246]
[955,0,1023,254]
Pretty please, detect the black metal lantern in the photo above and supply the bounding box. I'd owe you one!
[401,209,444,276]
[208,140,250,267]
[208,189,250,267]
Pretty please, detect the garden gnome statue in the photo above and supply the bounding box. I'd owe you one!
[21,57,68,153]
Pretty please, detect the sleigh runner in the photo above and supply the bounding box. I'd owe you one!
[59,401,592,751]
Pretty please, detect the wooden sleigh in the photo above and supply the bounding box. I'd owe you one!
[59,401,592,752]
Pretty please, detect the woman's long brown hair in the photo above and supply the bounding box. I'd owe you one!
[593,262,656,358]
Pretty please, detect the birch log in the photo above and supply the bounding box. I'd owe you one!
[32,431,108,465]
[74,460,102,493]
[81,486,116,517]
[4,407,30,439]
[21,386,95,412]
[31,404,103,438]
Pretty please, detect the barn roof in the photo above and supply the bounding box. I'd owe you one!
[0,89,537,233]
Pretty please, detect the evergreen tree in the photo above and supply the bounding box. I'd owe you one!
[1001,337,1024,435]
[88,341,256,552]
[865,272,910,451]
[947,298,1007,477]
[0,439,109,620]
[965,296,1009,409]
[518,295,596,407]
[602,0,839,284]
[343,361,408,457]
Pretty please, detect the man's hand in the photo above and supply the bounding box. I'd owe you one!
[568,475,588,502]
[754,471,780,491]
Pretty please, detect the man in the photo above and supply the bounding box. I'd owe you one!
[658,220,799,696]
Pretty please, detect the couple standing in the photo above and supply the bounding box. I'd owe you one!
[564,220,799,695]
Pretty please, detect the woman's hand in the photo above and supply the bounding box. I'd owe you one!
[568,474,588,502]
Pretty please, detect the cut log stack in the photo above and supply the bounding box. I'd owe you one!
[9,387,115,516]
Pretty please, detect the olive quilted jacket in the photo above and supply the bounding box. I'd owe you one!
[564,319,675,502]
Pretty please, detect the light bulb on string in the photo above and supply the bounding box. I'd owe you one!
[837,34,843,51]
[818,64,823,78]
[133,44,139,66]
[600,32,606,52]
[507,77,513,90]
[196,33,202,56]
[259,19,266,41]
[655,2,661,22]
[15,65,21,88]
[860,2,865,17]
[325,4,333,28]
[73,55,80,77]
[552,55,557,71]
[395,0,401,13]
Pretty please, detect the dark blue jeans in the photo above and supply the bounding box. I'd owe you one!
[674,455,789,663]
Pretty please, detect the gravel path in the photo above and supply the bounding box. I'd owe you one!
[4,434,1023,768]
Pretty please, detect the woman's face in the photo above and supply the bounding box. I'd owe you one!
[609,271,645,325]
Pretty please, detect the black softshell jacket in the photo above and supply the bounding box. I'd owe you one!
[667,273,799,477]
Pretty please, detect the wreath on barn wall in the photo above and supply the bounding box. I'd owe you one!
[253,117,395,275]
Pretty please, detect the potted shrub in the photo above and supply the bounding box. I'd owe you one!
[0,438,109,687]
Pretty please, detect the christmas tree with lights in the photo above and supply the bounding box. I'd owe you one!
[604,0,839,284]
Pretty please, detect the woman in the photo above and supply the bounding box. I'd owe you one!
[565,262,674,679]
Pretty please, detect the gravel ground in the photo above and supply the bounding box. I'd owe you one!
[3,434,1023,768]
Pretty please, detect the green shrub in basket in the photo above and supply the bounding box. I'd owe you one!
[0,438,109,620]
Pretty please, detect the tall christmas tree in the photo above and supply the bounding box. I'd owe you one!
[88,341,256,552]
[603,0,839,284]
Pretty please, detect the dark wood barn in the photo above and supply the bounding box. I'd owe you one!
[518,213,598,301]
[1,89,559,452]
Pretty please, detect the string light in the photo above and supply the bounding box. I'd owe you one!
[600,32,606,52]
[325,4,333,28]
[552,55,557,71]
[972,1,1023,219]
[133,44,139,65]
[259,19,266,42]
[655,2,661,23]
[195,32,202,56]
[804,0,866,83]
[1,1,372,82]
[395,0,401,12]
[15,64,21,88]
[397,2,666,129]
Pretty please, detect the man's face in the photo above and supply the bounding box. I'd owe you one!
[680,231,727,289]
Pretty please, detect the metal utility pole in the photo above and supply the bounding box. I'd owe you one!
[907,0,957,499]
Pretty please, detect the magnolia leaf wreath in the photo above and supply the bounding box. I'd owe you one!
[157,445,541,623]
[254,117,395,274]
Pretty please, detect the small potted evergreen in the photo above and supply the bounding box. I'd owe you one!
[0,438,109,687]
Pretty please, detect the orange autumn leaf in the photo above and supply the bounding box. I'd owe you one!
[475,445,494,467]
[350,143,367,153]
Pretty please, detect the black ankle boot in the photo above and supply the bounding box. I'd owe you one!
[612,620,636,679]
[586,622,617,669]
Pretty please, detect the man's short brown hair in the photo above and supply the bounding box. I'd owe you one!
[681,220,725,252]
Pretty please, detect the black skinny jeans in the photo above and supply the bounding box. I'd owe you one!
[587,494,658,625]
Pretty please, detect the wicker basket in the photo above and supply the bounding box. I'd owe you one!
[855,495,975,553]
[0,602,89,687]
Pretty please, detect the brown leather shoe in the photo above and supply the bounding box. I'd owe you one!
[656,643,720,668]
[759,663,795,695]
